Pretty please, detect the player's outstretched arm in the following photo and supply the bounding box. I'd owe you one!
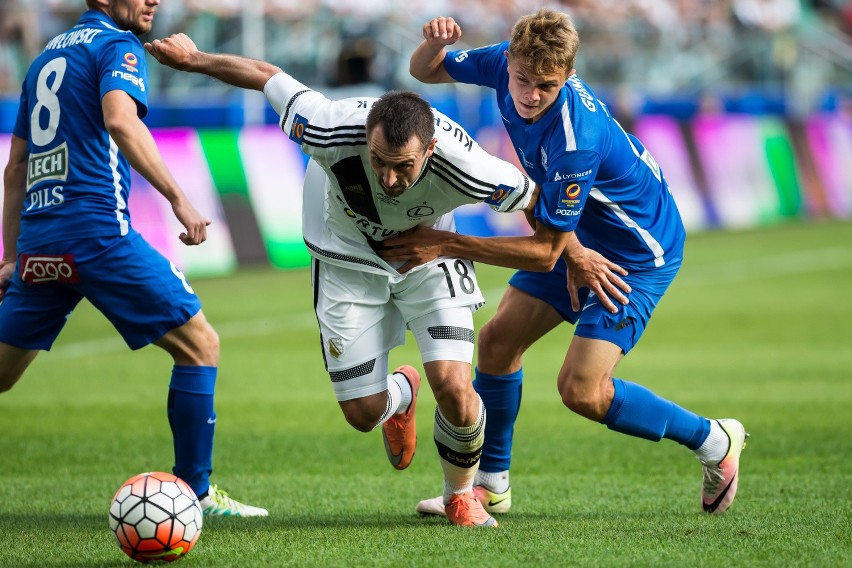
[380,222,568,275]
[410,17,462,84]
[102,90,210,246]
[0,135,27,298]
[145,33,282,92]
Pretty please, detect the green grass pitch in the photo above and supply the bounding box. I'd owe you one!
[1,220,850,567]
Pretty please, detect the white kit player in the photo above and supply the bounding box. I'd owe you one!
[145,33,536,527]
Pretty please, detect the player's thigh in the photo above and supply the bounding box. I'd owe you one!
[313,260,402,401]
[0,259,83,351]
[574,261,679,355]
[0,343,40,390]
[154,310,219,366]
[482,285,565,354]
[79,233,202,350]
[508,257,588,323]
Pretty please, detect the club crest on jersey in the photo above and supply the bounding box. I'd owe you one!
[327,337,344,358]
[540,147,548,170]
[289,113,308,143]
[20,254,80,284]
[485,185,512,207]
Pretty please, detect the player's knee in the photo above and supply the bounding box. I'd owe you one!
[557,372,609,421]
[339,398,383,432]
[477,321,520,368]
[0,374,19,394]
[432,380,478,426]
[185,322,220,366]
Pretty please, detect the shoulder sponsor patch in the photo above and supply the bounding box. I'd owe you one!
[289,113,308,143]
[555,183,583,217]
[121,52,139,73]
[484,185,512,207]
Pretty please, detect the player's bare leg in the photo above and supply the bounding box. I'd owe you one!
[0,343,39,394]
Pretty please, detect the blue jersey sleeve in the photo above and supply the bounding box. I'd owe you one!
[444,42,509,90]
[96,37,148,117]
[535,150,601,232]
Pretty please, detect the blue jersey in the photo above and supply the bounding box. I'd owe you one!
[444,42,685,269]
[12,10,149,251]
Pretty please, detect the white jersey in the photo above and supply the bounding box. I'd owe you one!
[263,72,534,276]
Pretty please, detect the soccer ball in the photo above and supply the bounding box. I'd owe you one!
[109,472,203,564]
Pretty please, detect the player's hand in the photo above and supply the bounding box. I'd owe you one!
[565,246,631,314]
[379,226,447,273]
[0,259,15,301]
[144,33,200,71]
[422,17,462,46]
[171,199,211,246]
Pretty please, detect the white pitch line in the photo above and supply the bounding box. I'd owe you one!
[45,246,852,359]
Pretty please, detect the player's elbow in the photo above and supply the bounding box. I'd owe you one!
[527,246,561,272]
[409,64,440,84]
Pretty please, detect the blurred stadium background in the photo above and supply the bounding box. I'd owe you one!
[1,0,851,276]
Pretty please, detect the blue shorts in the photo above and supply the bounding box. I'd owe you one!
[0,231,201,351]
[508,257,680,354]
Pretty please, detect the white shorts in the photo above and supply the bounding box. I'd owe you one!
[312,258,484,401]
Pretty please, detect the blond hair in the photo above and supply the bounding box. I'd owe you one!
[508,9,579,76]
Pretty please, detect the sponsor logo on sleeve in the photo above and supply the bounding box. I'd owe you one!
[20,254,80,284]
[555,183,583,216]
[121,52,139,73]
[484,185,512,207]
[289,113,308,143]
[110,69,145,91]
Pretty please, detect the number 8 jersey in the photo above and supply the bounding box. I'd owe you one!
[12,10,148,252]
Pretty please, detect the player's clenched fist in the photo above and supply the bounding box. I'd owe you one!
[144,33,199,71]
[422,17,462,45]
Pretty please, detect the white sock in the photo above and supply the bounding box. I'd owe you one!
[694,420,730,464]
[436,396,486,502]
[371,372,411,430]
[389,371,412,414]
[476,470,510,494]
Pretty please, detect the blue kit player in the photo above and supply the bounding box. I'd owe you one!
[386,8,748,516]
[0,0,266,517]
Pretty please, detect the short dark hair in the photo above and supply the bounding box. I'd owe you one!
[365,91,435,150]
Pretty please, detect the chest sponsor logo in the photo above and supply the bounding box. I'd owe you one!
[27,143,68,190]
[20,254,80,284]
[407,205,434,218]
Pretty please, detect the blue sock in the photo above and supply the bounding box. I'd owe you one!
[473,367,523,472]
[601,378,710,449]
[167,365,217,497]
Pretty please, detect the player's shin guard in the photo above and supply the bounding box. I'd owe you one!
[434,395,486,499]
[473,367,522,472]
[601,378,710,450]
[167,365,217,497]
